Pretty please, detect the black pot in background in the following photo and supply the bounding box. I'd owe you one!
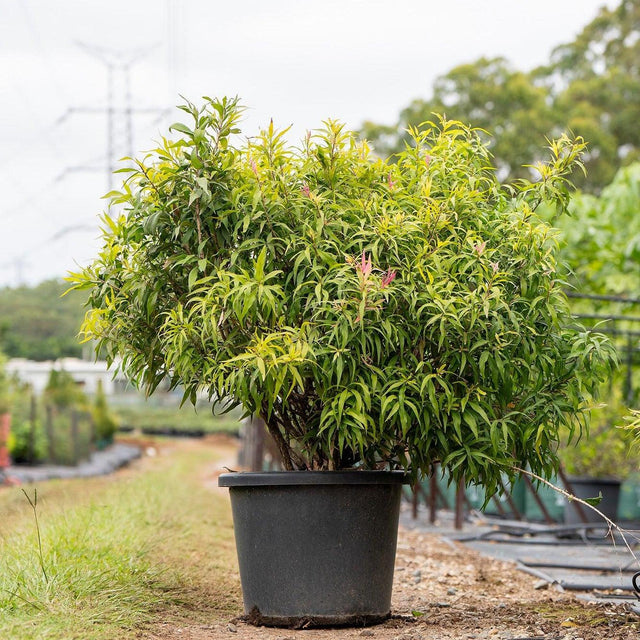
[218,470,408,627]
[563,476,622,524]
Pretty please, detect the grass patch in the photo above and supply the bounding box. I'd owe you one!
[0,440,240,639]
[528,601,626,628]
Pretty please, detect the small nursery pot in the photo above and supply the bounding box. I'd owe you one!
[564,476,622,525]
[0,413,10,469]
[218,470,408,627]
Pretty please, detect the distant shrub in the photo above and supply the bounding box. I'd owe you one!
[92,380,118,444]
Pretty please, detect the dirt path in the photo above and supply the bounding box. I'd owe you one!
[145,439,639,640]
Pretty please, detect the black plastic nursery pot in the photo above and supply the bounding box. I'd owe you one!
[218,470,408,627]
[564,476,622,525]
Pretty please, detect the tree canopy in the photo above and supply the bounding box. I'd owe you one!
[362,0,640,193]
[0,279,86,361]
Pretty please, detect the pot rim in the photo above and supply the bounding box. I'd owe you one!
[218,470,409,487]
[566,476,622,486]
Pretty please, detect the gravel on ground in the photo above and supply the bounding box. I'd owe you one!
[146,447,640,640]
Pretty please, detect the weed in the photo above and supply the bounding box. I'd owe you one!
[21,488,48,583]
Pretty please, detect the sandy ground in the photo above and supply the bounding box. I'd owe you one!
[141,437,640,640]
[147,522,639,639]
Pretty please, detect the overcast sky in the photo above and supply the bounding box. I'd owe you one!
[0,0,617,288]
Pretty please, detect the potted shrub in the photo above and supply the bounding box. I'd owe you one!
[559,386,638,523]
[69,97,615,626]
[0,354,11,472]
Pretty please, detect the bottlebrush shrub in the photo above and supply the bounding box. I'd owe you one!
[69,97,616,493]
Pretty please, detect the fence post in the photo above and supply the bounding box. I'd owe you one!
[71,410,80,465]
[45,405,55,463]
[29,392,37,463]
[411,484,419,519]
[429,471,438,524]
[455,476,465,530]
[249,416,265,472]
[0,413,10,470]
[89,412,96,450]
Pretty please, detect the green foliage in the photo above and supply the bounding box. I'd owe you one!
[92,380,117,443]
[69,97,616,492]
[552,163,640,295]
[541,163,640,478]
[625,409,640,453]
[8,418,47,465]
[44,369,87,411]
[0,353,47,465]
[0,279,86,361]
[559,384,639,479]
[362,0,640,193]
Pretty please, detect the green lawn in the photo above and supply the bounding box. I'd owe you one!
[0,439,240,639]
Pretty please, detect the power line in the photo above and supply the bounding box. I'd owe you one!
[0,222,101,285]
[3,150,110,223]
[18,0,71,103]
[1,44,172,286]
[8,0,71,165]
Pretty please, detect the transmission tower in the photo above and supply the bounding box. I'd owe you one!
[0,44,172,285]
[59,42,171,195]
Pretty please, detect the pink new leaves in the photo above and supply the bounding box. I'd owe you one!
[351,251,397,323]
[381,269,397,289]
[473,240,487,256]
[355,251,396,290]
[356,250,372,278]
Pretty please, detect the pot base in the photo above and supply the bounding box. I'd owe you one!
[244,606,390,628]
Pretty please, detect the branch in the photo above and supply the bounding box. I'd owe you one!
[261,403,308,470]
[512,466,640,568]
[265,419,294,470]
[194,200,204,259]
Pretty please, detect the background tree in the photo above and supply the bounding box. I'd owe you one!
[362,0,640,193]
[0,279,86,361]
[539,0,640,189]
[92,379,118,444]
[362,58,555,181]
[44,369,87,411]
